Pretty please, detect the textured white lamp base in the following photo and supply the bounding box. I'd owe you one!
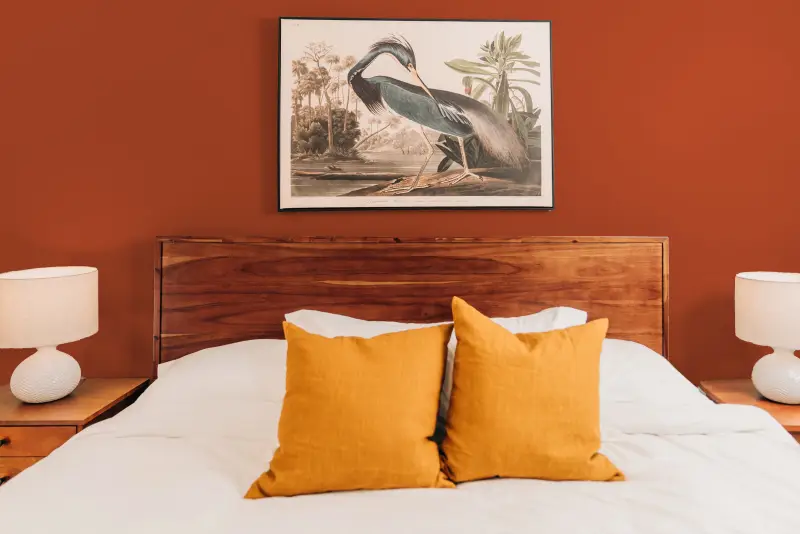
[9,346,82,404]
[751,348,800,405]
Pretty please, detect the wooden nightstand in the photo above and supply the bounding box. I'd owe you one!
[700,379,800,443]
[0,377,148,485]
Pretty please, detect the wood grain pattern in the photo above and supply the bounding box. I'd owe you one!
[153,238,165,379]
[0,378,149,427]
[700,380,800,437]
[0,426,75,456]
[661,238,670,360]
[0,457,40,484]
[155,237,669,368]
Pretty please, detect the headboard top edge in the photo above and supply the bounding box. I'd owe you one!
[156,235,668,245]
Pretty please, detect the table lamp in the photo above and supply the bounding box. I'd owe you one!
[0,267,98,403]
[735,271,800,404]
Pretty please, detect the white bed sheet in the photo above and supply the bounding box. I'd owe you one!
[2,343,799,534]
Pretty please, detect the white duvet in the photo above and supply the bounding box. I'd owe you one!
[1,339,799,534]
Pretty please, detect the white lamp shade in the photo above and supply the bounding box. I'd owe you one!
[735,272,800,350]
[0,267,98,349]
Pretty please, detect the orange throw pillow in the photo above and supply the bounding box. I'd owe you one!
[442,297,623,484]
[246,322,454,498]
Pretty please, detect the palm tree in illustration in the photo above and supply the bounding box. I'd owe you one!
[291,60,308,137]
[326,54,343,103]
[290,88,300,138]
[302,43,338,153]
[341,55,357,133]
[324,54,342,150]
[292,60,308,84]
[299,70,322,112]
[298,75,310,110]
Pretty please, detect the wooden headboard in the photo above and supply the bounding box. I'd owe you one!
[153,236,669,374]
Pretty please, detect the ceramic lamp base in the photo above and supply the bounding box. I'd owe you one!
[751,348,800,405]
[9,347,82,404]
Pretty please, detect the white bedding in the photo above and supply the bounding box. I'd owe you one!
[2,340,799,534]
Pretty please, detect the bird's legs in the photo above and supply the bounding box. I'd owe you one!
[389,125,435,195]
[438,137,482,186]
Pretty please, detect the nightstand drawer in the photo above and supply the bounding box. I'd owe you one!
[0,426,76,457]
[0,457,41,484]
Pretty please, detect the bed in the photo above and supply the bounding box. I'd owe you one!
[1,236,799,534]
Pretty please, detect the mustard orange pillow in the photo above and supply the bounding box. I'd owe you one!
[441,297,623,483]
[246,322,454,498]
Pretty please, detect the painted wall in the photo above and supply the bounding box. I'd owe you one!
[2,0,799,383]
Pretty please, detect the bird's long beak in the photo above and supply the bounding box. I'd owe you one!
[410,67,436,101]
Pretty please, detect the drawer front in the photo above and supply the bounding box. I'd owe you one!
[0,426,76,457]
[0,457,41,485]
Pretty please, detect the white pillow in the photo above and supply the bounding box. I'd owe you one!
[99,339,287,445]
[284,309,444,337]
[285,307,587,341]
[444,306,589,354]
[285,307,588,421]
[144,339,287,405]
[599,339,708,406]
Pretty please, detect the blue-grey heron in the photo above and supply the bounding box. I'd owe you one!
[348,36,528,193]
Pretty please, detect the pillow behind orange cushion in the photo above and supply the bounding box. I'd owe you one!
[246,322,455,498]
[441,297,624,484]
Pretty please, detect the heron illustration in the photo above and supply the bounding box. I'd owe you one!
[348,36,528,194]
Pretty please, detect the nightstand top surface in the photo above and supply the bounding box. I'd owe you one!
[700,379,800,432]
[0,378,148,426]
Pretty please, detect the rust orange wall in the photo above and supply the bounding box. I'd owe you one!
[2,1,799,383]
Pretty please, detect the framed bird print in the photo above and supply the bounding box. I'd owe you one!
[278,17,553,211]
